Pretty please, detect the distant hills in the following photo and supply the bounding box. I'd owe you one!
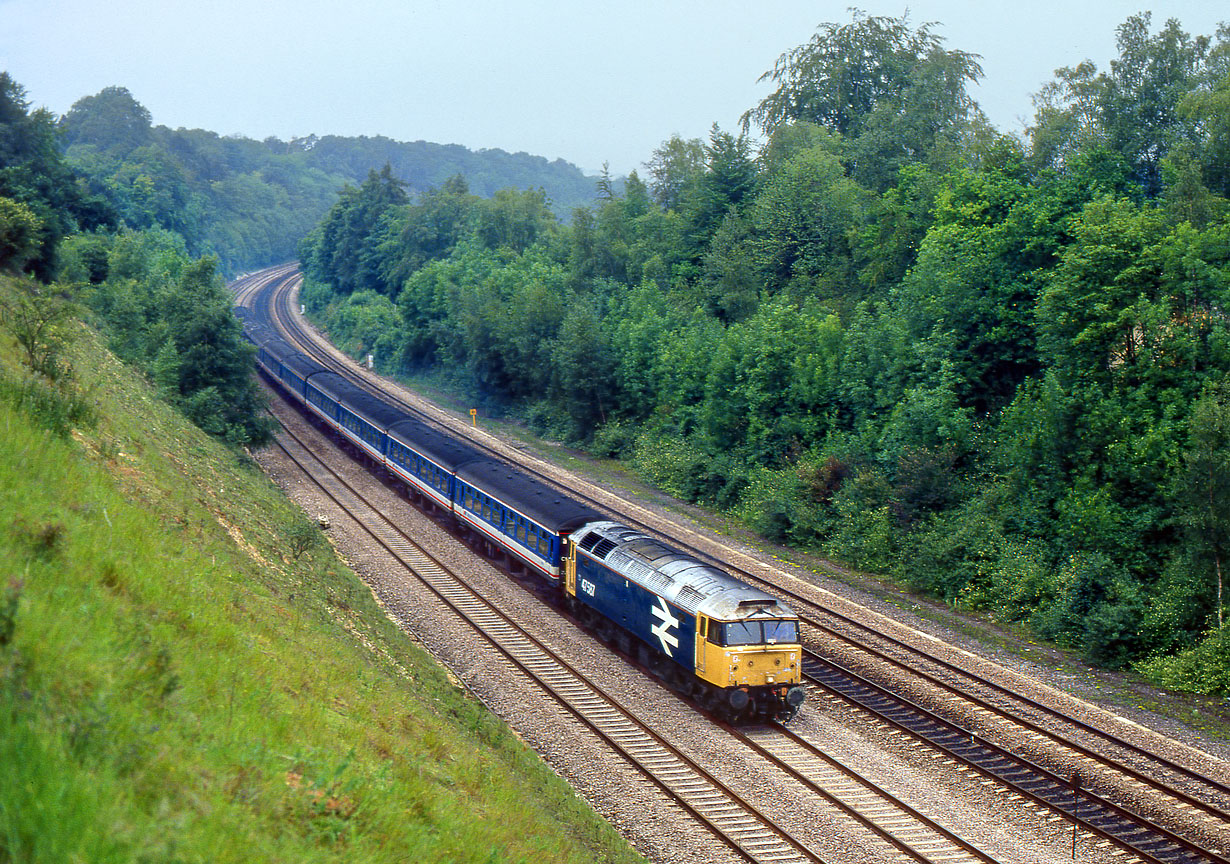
[56,86,600,274]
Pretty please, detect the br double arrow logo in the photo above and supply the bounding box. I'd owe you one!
[650,597,680,656]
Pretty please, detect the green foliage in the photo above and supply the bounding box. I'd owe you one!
[1172,381,1230,628]
[644,135,706,211]
[748,132,871,299]
[1138,624,1230,695]
[294,10,1230,684]
[0,74,114,281]
[0,370,96,438]
[80,232,271,445]
[1029,14,1226,197]
[56,87,597,279]
[0,195,42,272]
[300,164,409,296]
[743,10,984,190]
[0,276,79,377]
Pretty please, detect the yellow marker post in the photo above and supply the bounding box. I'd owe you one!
[470,408,477,427]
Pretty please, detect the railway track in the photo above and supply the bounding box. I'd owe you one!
[238,264,1230,862]
[263,392,1009,863]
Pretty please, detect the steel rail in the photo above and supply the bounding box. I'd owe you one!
[803,654,1230,864]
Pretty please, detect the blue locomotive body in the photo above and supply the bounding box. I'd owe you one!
[574,544,697,672]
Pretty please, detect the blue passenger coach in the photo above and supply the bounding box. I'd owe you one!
[386,419,480,511]
[455,461,600,580]
[307,373,406,462]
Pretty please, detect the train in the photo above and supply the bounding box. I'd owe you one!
[241,312,807,722]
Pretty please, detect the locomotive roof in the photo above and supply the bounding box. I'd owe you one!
[571,521,796,622]
[387,419,483,472]
[455,461,602,533]
[307,372,409,430]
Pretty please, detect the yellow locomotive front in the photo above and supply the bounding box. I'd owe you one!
[695,603,806,720]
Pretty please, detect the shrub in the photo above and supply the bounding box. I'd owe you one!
[0,371,96,437]
[1138,624,1230,695]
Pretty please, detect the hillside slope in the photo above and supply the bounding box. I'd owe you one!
[0,298,640,863]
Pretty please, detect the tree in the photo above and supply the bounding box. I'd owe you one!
[684,125,755,255]
[0,276,76,377]
[374,174,477,288]
[1101,14,1212,197]
[59,86,153,154]
[1028,14,1221,198]
[747,136,870,299]
[1035,197,1171,388]
[301,163,408,295]
[474,187,555,254]
[643,135,706,211]
[160,257,270,444]
[0,196,42,272]
[742,10,983,189]
[0,74,114,279]
[1177,385,1230,627]
[1178,34,1230,196]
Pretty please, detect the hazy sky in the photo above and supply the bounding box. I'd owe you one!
[2,1,1226,176]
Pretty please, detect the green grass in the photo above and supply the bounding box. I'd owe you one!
[0,317,641,863]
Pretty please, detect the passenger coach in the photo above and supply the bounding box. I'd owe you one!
[455,461,601,580]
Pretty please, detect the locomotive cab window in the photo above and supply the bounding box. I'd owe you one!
[764,620,799,644]
[715,619,800,646]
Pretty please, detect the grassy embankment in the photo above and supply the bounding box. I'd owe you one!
[0,290,642,863]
